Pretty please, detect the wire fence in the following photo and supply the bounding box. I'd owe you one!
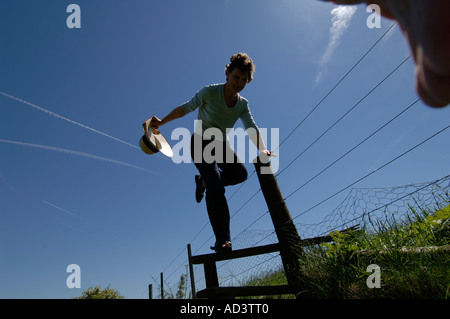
[155,174,450,298]
[295,174,450,239]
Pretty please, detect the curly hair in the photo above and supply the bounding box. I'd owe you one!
[225,52,255,83]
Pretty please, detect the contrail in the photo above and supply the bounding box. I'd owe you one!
[0,138,159,175]
[0,91,140,150]
[42,200,86,219]
[42,200,116,234]
[315,6,357,85]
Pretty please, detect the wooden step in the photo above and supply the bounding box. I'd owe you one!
[189,243,280,265]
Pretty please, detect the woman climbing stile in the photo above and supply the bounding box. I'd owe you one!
[143,53,274,253]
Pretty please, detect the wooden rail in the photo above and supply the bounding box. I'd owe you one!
[189,243,280,264]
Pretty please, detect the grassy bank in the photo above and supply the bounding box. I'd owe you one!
[244,201,450,299]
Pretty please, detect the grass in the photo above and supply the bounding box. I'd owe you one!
[237,269,294,299]
[243,198,450,299]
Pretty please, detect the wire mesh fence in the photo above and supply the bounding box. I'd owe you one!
[158,174,450,298]
[295,174,450,239]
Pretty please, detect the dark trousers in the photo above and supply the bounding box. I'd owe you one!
[190,134,248,246]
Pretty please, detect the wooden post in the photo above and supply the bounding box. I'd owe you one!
[253,156,304,291]
[187,244,196,299]
[203,261,219,289]
[160,272,164,299]
[148,284,153,299]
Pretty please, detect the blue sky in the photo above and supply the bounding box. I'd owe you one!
[1,0,449,299]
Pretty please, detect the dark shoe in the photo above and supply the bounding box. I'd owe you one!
[195,175,205,203]
[210,241,232,254]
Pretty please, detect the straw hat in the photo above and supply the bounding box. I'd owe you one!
[139,129,173,157]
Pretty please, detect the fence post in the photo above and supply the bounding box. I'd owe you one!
[253,156,304,292]
[148,284,153,299]
[160,272,164,299]
[187,244,196,299]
